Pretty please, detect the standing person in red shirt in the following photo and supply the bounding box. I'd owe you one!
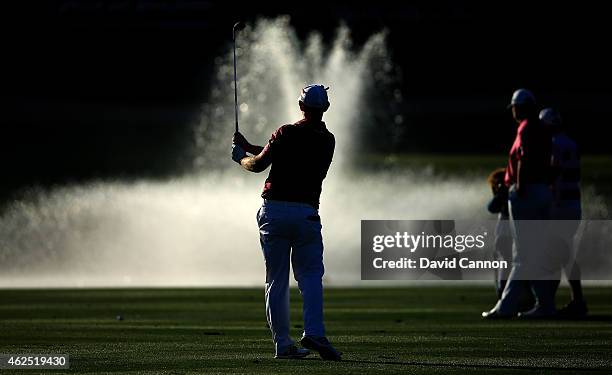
[231,84,341,360]
[483,89,556,319]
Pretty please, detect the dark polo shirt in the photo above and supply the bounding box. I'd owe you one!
[260,119,335,209]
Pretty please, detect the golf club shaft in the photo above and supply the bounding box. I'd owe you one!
[233,31,239,133]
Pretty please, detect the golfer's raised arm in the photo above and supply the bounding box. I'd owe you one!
[232,132,271,172]
[239,147,272,173]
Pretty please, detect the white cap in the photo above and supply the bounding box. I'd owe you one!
[508,88,536,108]
[299,84,330,110]
[539,108,562,127]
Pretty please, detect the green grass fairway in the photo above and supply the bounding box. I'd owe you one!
[1,287,611,374]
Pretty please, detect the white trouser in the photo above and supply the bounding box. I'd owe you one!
[257,199,325,354]
[496,184,556,314]
[508,184,556,279]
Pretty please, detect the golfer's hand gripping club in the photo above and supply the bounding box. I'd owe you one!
[233,131,250,148]
[232,131,248,164]
[232,143,247,164]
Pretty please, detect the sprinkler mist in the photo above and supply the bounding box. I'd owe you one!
[0,17,607,287]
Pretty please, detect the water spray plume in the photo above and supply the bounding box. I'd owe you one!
[0,17,607,287]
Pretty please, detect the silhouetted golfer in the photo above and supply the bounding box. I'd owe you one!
[231,84,341,360]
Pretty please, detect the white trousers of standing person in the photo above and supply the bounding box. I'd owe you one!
[495,184,555,315]
[257,199,326,355]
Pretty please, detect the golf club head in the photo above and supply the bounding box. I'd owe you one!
[233,21,245,40]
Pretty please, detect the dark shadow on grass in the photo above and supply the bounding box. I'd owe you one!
[557,315,612,322]
[478,314,612,322]
[339,358,609,372]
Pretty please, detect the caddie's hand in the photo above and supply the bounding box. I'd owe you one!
[233,132,250,148]
[232,143,247,164]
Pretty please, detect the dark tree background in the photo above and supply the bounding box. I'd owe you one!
[2,1,611,200]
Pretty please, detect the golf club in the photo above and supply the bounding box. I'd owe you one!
[233,21,245,133]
